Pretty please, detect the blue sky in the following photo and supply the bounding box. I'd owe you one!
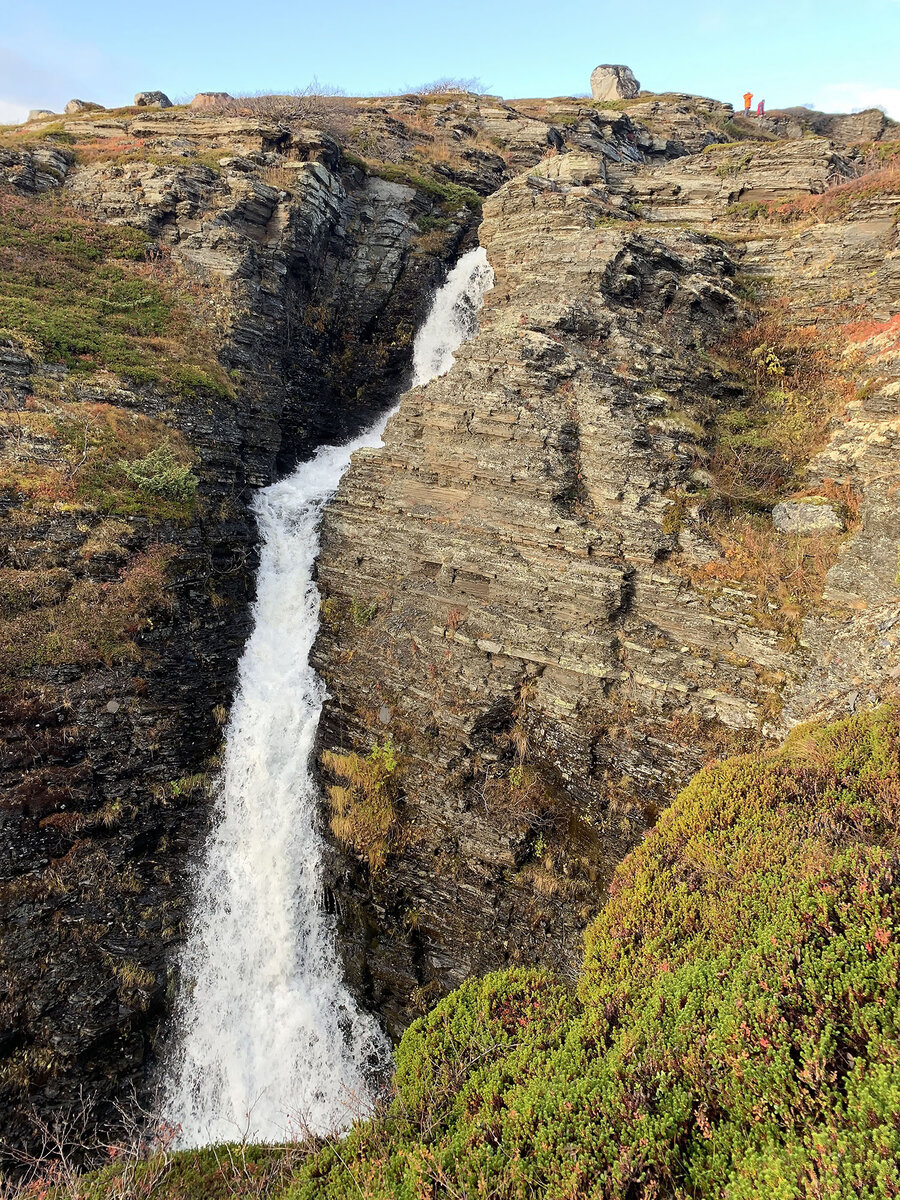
[2,0,897,124]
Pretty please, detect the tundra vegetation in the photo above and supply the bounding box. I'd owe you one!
[17,702,899,1199]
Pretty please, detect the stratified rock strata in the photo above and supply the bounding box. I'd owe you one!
[315,124,900,1032]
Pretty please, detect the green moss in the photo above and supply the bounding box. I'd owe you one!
[0,189,231,395]
[368,163,482,212]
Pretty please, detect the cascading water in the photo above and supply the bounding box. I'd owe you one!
[165,247,493,1147]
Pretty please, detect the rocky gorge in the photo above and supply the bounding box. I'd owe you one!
[0,80,899,1186]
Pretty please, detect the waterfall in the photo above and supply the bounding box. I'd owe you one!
[164,246,494,1147]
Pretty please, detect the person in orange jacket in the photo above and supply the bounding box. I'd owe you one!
[743,91,753,115]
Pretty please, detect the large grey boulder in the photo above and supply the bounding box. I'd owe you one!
[64,99,105,114]
[27,109,55,122]
[134,91,172,109]
[590,64,640,102]
[772,498,844,534]
[189,91,232,110]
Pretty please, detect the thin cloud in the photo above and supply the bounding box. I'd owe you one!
[813,82,900,119]
[0,99,29,125]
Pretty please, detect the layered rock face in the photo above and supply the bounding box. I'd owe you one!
[2,92,681,1155]
[315,135,900,1030]
[0,104,481,1156]
[1,88,898,1152]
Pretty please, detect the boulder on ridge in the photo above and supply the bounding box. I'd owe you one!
[64,99,105,114]
[590,64,640,102]
[134,91,173,108]
[189,92,233,110]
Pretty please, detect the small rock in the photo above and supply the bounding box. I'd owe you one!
[772,498,844,534]
[378,704,392,726]
[134,91,172,109]
[64,99,105,114]
[189,92,232,110]
[105,700,121,714]
[27,109,55,122]
[590,64,641,103]
[217,156,256,172]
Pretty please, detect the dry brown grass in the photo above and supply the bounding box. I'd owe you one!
[322,739,403,869]
[764,167,900,222]
[689,514,845,627]
[710,307,858,508]
[0,544,176,684]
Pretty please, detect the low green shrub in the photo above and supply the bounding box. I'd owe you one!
[0,189,231,396]
[119,442,198,502]
[36,706,900,1199]
[289,703,900,1199]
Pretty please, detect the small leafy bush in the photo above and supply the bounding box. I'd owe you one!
[119,442,198,502]
[349,597,378,627]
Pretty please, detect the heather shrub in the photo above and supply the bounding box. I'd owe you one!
[31,706,900,1199]
[287,703,900,1199]
[0,190,231,396]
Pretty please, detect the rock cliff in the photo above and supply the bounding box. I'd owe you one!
[314,123,900,1031]
[0,98,483,1157]
[0,87,898,1159]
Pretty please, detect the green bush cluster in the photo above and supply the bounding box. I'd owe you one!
[41,705,900,1199]
[119,442,198,502]
[0,190,231,397]
[288,703,900,1199]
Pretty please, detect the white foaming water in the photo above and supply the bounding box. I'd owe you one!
[165,246,493,1147]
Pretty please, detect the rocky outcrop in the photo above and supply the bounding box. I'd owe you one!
[0,146,74,193]
[314,124,900,1033]
[315,157,752,1031]
[189,92,232,110]
[64,100,105,114]
[759,105,896,145]
[134,91,172,109]
[590,64,641,102]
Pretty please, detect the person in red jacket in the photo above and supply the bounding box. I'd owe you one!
[743,91,753,114]
[757,99,766,116]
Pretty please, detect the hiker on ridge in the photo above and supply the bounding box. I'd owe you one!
[743,91,753,115]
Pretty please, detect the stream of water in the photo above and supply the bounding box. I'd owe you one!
[165,247,493,1146]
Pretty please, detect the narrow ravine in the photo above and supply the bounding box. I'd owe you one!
[164,247,494,1147]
